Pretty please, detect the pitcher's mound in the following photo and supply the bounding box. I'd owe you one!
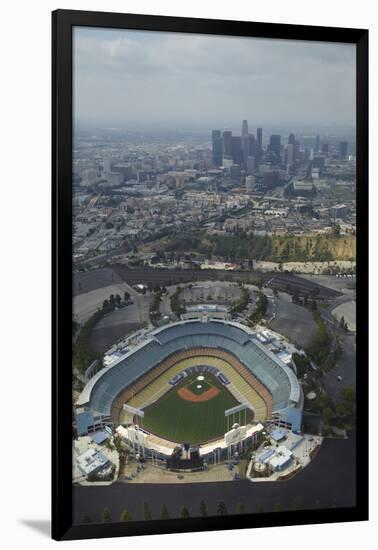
[178,386,220,402]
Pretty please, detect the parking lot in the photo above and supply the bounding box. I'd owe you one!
[322,333,356,403]
[89,295,151,354]
[270,294,318,348]
[181,283,242,305]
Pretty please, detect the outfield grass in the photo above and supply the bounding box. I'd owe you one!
[142,374,239,445]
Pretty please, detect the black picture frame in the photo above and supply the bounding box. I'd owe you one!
[52,9,369,541]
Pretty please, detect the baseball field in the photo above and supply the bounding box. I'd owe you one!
[142,373,239,445]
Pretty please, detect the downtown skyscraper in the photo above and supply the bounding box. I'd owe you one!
[211,130,223,167]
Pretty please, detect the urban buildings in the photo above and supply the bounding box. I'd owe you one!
[212,130,223,166]
[72,120,356,270]
[340,140,349,159]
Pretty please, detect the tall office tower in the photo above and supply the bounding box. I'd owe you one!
[322,143,329,155]
[339,141,348,158]
[286,143,294,166]
[241,119,249,137]
[269,134,281,165]
[288,134,296,163]
[231,136,243,165]
[247,134,256,157]
[294,139,300,163]
[315,134,320,153]
[222,130,233,157]
[241,120,249,167]
[212,130,223,166]
[246,156,255,174]
[256,127,263,165]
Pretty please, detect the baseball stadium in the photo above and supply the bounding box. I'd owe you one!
[76,319,303,468]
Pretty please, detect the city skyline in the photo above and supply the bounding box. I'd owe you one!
[74,27,356,129]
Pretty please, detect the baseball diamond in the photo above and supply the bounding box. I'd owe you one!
[77,319,303,448]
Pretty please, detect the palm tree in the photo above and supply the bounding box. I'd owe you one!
[291,497,301,511]
[120,509,132,522]
[236,502,245,514]
[142,501,152,520]
[217,501,227,516]
[180,506,190,518]
[160,504,170,520]
[102,508,112,523]
[199,499,207,517]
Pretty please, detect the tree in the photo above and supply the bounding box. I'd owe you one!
[124,291,131,302]
[323,407,334,425]
[291,497,301,511]
[274,502,281,512]
[236,502,245,514]
[256,506,264,513]
[115,294,121,305]
[102,508,112,523]
[80,514,92,524]
[142,501,152,521]
[217,501,228,516]
[199,499,207,517]
[292,352,311,379]
[335,385,356,425]
[180,506,190,518]
[109,294,115,305]
[120,509,132,522]
[341,386,355,402]
[160,504,170,520]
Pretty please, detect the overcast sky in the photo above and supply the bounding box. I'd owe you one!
[73,27,356,131]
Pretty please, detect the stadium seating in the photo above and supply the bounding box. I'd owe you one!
[78,320,300,426]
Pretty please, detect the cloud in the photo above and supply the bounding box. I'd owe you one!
[73,27,356,129]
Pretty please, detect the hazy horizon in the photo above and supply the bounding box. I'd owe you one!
[73,27,356,131]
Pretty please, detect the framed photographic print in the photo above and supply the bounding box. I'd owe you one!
[52,9,368,541]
